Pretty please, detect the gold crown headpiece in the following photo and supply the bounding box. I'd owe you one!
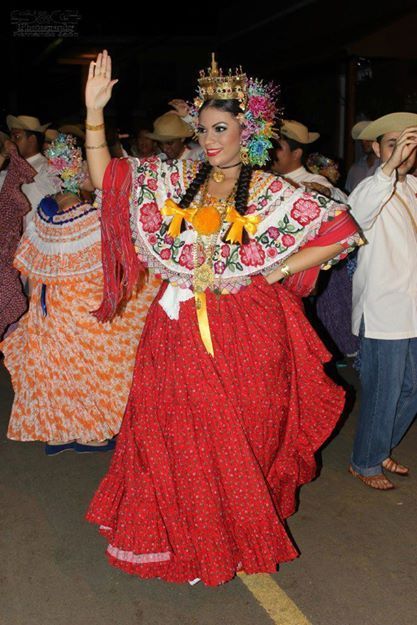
[195,53,248,110]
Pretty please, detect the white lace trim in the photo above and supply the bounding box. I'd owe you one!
[106,543,171,564]
[15,256,102,278]
[22,220,101,254]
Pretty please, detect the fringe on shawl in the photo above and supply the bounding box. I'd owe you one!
[92,158,146,321]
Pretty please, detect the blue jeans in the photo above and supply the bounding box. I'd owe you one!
[351,324,417,476]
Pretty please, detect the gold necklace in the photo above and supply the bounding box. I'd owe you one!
[191,175,239,237]
[212,162,242,184]
[192,180,237,300]
[193,235,217,298]
[212,169,225,183]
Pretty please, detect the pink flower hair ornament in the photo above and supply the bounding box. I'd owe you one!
[46,133,87,194]
[188,54,282,168]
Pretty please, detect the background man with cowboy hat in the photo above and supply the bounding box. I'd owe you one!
[348,112,417,490]
[2,115,61,230]
[270,119,347,202]
[131,124,158,159]
[42,128,59,152]
[58,123,86,144]
[345,120,380,192]
[145,110,203,161]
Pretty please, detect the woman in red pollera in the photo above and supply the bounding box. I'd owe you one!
[84,50,361,586]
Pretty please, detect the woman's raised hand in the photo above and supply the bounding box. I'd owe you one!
[86,50,118,111]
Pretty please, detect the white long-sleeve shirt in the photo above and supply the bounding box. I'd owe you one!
[287,165,348,203]
[21,153,61,229]
[349,166,417,339]
[178,144,204,161]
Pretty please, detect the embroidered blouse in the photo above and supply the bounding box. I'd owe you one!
[121,156,360,294]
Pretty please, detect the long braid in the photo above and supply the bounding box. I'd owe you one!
[179,161,212,209]
[221,163,253,244]
[235,164,253,216]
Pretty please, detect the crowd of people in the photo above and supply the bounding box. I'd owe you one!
[0,49,416,587]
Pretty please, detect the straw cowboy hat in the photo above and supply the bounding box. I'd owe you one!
[358,112,417,140]
[58,124,86,141]
[280,119,320,144]
[6,115,51,133]
[145,112,194,142]
[351,120,372,140]
[44,129,59,143]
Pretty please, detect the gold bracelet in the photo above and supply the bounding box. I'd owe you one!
[280,263,292,278]
[85,121,105,131]
[85,142,108,150]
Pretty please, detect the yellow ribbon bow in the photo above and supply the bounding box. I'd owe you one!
[224,206,261,244]
[161,199,197,238]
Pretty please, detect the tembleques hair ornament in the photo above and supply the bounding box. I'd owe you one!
[46,132,86,194]
[189,53,282,167]
[307,152,341,185]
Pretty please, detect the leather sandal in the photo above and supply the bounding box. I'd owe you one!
[382,457,409,476]
[348,465,395,490]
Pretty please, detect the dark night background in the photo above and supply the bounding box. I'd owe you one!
[2,2,417,171]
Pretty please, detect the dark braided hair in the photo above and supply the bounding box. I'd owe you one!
[179,161,212,209]
[178,99,253,242]
[234,163,252,216]
[231,162,253,243]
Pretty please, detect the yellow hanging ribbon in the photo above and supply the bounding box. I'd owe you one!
[161,200,215,356]
[161,199,197,238]
[224,206,261,244]
[163,200,265,357]
[194,291,214,356]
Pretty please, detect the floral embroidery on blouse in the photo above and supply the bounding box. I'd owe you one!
[124,156,360,293]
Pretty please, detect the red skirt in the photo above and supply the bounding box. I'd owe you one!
[86,274,344,586]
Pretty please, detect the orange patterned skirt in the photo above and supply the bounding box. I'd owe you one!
[3,272,161,442]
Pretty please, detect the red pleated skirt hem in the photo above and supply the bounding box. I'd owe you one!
[86,275,345,586]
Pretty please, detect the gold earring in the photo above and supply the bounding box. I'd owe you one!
[240,146,249,165]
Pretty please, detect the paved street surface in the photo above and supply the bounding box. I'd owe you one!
[1,359,416,625]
